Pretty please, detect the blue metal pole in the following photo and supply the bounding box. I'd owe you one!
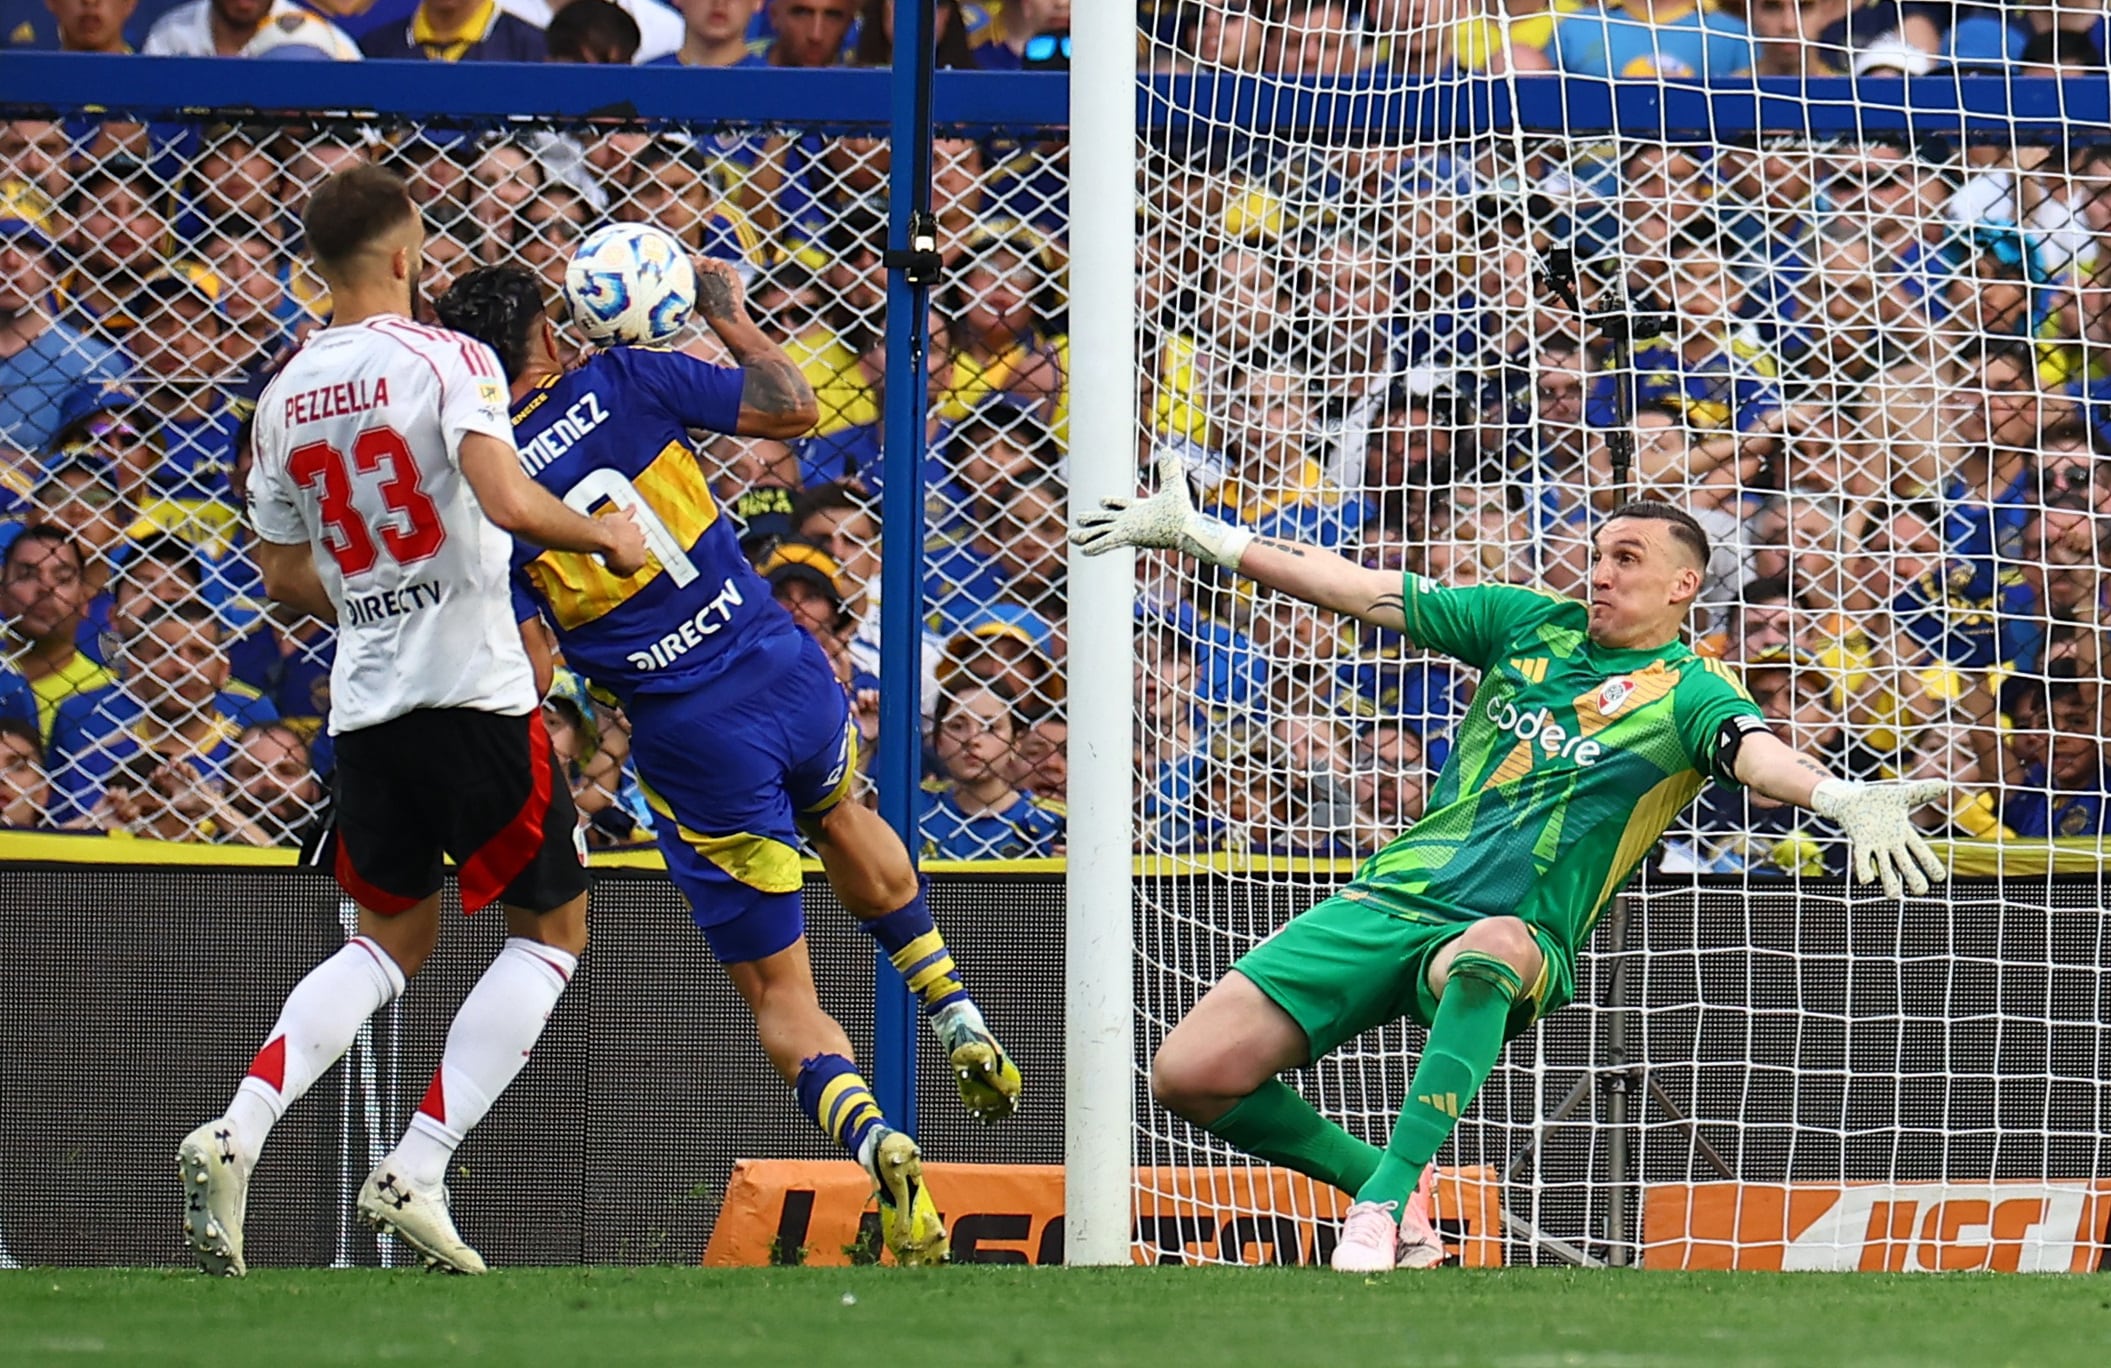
[874,0,939,1139]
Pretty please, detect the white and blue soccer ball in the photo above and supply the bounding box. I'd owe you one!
[562,224,697,346]
[242,12,363,61]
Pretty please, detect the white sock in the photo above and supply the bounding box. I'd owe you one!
[391,937,576,1187]
[224,936,405,1166]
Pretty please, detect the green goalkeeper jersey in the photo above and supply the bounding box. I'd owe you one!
[1351,575,1765,966]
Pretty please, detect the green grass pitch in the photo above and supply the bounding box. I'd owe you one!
[4,1267,2107,1367]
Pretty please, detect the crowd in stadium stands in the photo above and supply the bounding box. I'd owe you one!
[2,1,2110,866]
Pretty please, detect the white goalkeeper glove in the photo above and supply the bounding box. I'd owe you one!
[1810,778,1952,899]
[1070,449,1255,571]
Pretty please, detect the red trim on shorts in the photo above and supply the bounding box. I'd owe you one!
[334,836,423,915]
[456,711,555,914]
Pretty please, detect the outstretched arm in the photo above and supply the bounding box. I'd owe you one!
[1733,728,1950,898]
[1072,450,1407,633]
[693,257,819,439]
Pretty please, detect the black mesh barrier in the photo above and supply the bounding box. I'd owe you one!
[3,865,2104,1267]
[0,864,1065,1268]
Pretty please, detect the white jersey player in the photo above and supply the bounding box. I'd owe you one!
[177,164,647,1278]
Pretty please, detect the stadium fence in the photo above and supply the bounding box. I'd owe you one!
[3,14,2111,1270]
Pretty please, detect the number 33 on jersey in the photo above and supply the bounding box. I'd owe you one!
[247,317,539,732]
[504,345,778,701]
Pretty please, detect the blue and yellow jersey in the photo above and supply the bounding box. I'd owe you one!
[508,346,790,701]
[45,684,275,827]
[919,780,1065,861]
[1588,330,1781,433]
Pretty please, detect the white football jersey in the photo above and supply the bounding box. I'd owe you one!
[249,316,538,734]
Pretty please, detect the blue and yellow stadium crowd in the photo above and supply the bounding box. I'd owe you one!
[2,2,2109,866]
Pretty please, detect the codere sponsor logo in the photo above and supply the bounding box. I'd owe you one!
[1492,699,1603,766]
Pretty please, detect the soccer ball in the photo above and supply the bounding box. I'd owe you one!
[242,12,363,61]
[562,224,697,346]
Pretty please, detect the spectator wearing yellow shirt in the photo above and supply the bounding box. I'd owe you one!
[1365,0,1574,74]
[359,0,546,58]
[938,227,1067,444]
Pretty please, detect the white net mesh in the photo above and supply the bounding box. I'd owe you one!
[0,107,1070,857]
[1132,3,2111,1269]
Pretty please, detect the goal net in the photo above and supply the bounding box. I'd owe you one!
[1127,2,2111,1269]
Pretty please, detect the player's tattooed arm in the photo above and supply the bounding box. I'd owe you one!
[692,256,820,439]
[1733,729,1840,808]
[1237,536,1408,633]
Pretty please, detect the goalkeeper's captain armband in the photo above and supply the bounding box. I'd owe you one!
[1712,713,1773,787]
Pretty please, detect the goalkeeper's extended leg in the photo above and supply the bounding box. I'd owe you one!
[1152,972,1383,1195]
[804,799,1021,1125]
[730,936,948,1266]
[180,898,432,1276]
[1336,922,1538,1274]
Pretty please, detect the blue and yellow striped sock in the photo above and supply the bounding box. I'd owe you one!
[863,884,971,1018]
[795,1053,887,1168]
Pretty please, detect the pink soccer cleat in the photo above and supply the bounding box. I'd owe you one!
[1396,1164,1446,1269]
[1330,1200,1404,1273]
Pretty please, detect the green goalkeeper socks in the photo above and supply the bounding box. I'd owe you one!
[1205,1078,1383,1197]
[1357,949,1523,1207]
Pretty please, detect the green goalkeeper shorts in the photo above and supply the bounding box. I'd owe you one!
[1231,886,1574,1061]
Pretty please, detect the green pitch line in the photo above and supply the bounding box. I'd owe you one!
[2,1267,2104,1368]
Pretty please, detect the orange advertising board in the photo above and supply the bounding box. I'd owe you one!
[1642,1181,2111,1271]
[702,1162,1503,1267]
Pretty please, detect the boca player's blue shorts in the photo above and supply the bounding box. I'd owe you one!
[623,624,857,964]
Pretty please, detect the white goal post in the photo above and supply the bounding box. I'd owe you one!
[1068,3,2111,1272]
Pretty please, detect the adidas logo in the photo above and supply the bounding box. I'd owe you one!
[1415,1092,1461,1118]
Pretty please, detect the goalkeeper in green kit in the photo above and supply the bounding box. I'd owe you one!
[1072,454,1952,1274]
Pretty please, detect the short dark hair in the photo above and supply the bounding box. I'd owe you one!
[791,482,876,532]
[121,533,205,588]
[1601,499,1711,571]
[1739,574,1792,608]
[3,524,82,574]
[931,673,1021,739]
[2001,661,2086,723]
[434,265,547,382]
[0,714,42,761]
[302,164,416,272]
[547,0,640,61]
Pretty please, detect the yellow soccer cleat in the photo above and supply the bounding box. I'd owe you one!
[869,1130,948,1266]
[949,1034,1022,1124]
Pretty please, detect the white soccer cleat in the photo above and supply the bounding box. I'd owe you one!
[1330,1200,1403,1274]
[357,1161,488,1275]
[177,1119,251,1278]
[1396,1165,1446,1269]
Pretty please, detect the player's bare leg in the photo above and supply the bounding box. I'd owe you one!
[180,895,438,1276]
[727,937,948,1266]
[803,799,1021,1123]
[1153,971,1396,1238]
[358,895,588,1275]
[1336,916,1544,1274]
